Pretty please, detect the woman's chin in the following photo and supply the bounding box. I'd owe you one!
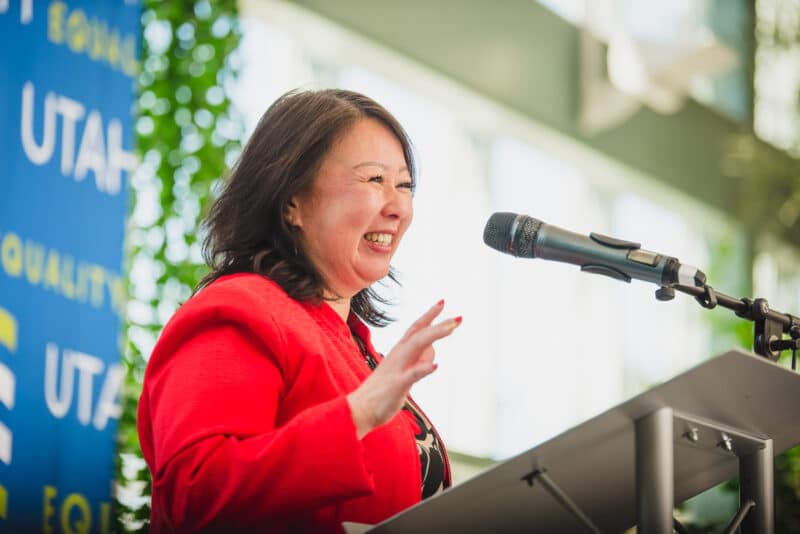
[358,266,392,286]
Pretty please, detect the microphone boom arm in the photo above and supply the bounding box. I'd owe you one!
[668,283,800,367]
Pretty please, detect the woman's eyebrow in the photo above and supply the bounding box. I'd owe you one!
[353,161,409,174]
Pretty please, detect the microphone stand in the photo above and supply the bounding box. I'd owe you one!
[656,284,800,369]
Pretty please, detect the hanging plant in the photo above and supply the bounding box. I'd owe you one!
[115,1,242,530]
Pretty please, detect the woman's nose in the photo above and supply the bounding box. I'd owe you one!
[381,186,413,220]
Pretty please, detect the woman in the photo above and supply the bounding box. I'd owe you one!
[137,89,462,532]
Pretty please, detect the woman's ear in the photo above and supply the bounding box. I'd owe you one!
[284,198,302,228]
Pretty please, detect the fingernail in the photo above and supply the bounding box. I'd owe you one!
[436,299,445,307]
[432,363,439,371]
[447,316,463,330]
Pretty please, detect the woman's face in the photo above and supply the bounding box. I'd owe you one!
[288,118,414,298]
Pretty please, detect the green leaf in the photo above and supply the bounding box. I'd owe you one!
[117,1,241,529]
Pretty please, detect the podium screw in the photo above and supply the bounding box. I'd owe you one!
[718,434,733,452]
[683,428,699,443]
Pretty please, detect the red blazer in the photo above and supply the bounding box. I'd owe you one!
[137,273,450,532]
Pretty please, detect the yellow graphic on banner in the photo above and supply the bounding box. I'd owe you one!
[0,393,14,466]
[43,485,110,534]
[0,307,16,353]
[0,484,6,520]
[0,231,125,317]
[0,306,15,469]
[42,485,56,534]
[47,1,139,77]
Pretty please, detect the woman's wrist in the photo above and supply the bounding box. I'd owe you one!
[346,391,374,440]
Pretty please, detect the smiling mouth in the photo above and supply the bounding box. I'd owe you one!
[364,232,393,246]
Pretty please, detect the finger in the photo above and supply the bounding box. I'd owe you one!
[403,316,462,359]
[402,300,445,340]
[419,346,435,365]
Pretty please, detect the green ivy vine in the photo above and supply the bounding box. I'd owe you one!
[115,1,241,530]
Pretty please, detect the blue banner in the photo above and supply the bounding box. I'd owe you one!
[0,1,139,531]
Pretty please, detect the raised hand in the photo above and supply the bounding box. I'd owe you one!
[347,300,461,439]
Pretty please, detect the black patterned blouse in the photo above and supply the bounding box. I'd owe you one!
[353,332,449,500]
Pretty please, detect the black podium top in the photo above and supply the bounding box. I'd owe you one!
[358,349,800,533]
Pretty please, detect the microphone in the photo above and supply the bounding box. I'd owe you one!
[483,212,706,288]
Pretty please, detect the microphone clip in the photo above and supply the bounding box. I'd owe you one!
[695,285,718,310]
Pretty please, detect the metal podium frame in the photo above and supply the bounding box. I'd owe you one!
[356,349,800,534]
[636,408,773,533]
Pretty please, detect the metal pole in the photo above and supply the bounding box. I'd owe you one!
[739,439,774,534]
[722,499,756,534]
[636,408,674,534]
[533,470,603,534]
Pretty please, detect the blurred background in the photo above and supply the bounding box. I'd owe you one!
[4,0,800,531]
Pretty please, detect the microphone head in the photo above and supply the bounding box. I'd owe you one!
[483,212,543,257]
[483,212,516,252]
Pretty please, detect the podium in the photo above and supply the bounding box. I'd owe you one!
[361,349,800,533]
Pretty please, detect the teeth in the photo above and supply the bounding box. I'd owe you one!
[364,232,393,246]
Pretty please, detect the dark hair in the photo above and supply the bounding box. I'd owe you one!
[197,88,416,326]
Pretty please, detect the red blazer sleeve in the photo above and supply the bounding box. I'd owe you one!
[139,319,376,531]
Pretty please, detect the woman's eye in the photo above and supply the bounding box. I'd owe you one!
[399,181,415,190]
[369,175,383,183]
